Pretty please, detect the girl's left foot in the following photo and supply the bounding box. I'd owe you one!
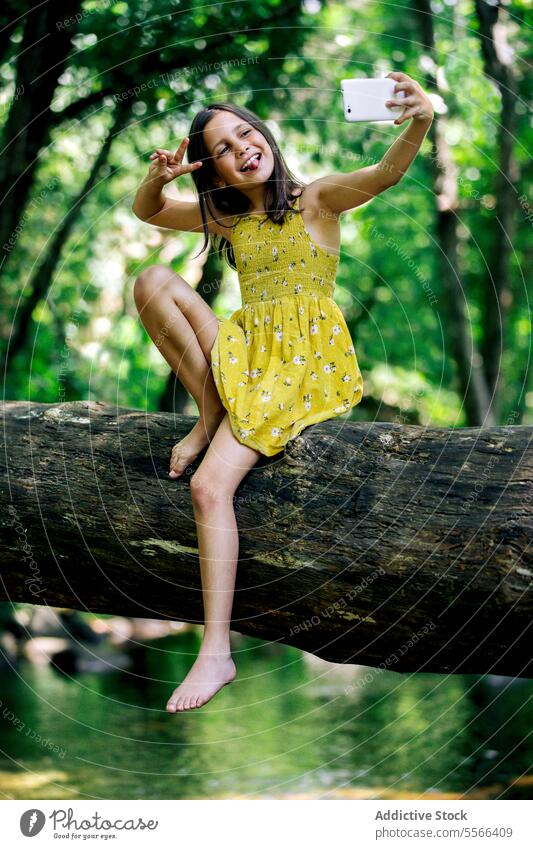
[166,651,237,712]
[168,407,225,479]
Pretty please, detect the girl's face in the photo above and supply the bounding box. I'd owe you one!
[203,110,274,191]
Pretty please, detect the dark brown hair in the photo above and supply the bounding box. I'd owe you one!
[186,102,305,270]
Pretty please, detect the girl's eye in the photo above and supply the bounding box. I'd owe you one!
[218,129,252,155]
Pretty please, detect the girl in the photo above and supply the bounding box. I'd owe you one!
[131,71,434,712]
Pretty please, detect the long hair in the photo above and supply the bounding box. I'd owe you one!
[186,102,304,270]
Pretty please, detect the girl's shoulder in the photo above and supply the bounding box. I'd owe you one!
[295,183,323,215]
[287,184,322,217]
[295,183,342,258]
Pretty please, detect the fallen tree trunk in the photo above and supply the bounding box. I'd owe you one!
[1,400,532,677]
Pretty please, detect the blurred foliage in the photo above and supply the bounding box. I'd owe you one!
[0,0,530,425]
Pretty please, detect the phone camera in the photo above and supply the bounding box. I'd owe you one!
[347,107,351,113]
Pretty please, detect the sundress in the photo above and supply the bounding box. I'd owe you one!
[209,192,364,456]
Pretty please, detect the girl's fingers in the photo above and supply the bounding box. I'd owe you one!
[150,148,175,163]
[386,70,410,81]
[169,161,202,174]
[147,140,202,177]
[174,138,189,161]
[386,95,417,107]
[394,81,416,93]
[150,141,192,167]
[394,107,418,125]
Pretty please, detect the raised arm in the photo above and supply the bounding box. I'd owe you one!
[132,138,232,236]
[311,72,434,216]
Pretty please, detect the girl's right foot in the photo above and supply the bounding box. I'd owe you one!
[166,650,237,712]
[169,408,225,478]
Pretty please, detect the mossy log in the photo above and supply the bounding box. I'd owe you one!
[1,400,532,677]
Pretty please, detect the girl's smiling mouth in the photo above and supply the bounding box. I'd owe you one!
[240,152,262,172]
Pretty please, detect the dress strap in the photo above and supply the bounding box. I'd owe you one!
[231,191,302,229]
[291,192,302,211]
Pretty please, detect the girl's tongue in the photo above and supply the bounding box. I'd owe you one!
[245,154,260,171]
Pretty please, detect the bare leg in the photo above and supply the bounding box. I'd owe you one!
[166,414,262,712]
[133,264,225,477]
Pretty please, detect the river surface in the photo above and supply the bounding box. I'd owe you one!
[0,632,531,800]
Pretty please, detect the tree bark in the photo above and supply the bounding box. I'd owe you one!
[2,400,532,678]
[413,0,495,426]
[0,0,83,271]
[474,0,521,420]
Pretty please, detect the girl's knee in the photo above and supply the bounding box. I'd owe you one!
[134,264,168,307]
[134,265,189,311]
[134,264,182,304]
[190,472,234,509]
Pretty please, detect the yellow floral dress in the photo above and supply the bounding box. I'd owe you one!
[210,193,364,456]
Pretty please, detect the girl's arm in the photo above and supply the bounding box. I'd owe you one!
[132,139,231,235]
[132,171,207,233]
[310,72,434,215]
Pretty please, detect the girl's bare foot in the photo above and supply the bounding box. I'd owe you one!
[165,650,237,711]
[169,407,225,479]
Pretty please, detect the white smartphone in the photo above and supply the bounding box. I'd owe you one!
[341,77,406,123]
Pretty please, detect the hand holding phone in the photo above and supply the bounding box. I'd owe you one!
[341,77,406,123]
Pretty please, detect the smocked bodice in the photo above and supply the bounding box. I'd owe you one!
[230,194,339,306]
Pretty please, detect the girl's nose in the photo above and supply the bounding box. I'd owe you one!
[236,150,250,168]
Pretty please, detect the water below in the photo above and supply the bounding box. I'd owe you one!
[0,632,531,800]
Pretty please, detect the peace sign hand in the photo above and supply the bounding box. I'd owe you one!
[147,137,203,185]
[385,71,434,126]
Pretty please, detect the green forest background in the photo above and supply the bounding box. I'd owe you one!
[1,0,530,428]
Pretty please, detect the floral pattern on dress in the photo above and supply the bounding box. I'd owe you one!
[210,193,364,456]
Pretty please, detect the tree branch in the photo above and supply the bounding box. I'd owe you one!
[2,401,532,677]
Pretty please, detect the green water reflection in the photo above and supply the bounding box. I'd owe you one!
[0,632,531,799]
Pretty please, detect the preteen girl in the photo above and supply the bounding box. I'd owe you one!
[131,71,434,711]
